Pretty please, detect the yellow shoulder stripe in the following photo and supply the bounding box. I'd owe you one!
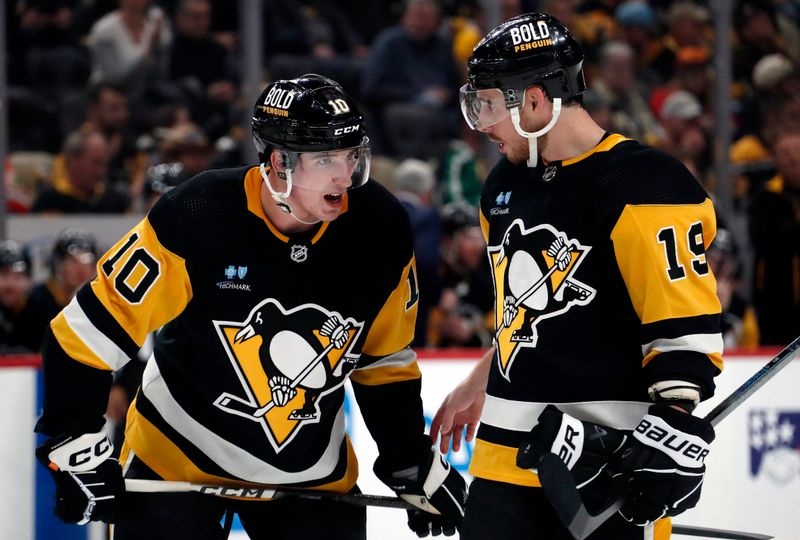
[562,133,631,166]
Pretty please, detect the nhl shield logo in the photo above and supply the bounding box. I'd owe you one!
[290,245,308,263]
[542,164,557,183]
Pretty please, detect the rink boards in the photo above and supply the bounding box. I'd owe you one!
[1,349,798,540]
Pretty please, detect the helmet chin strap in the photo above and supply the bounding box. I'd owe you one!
[510,97,562,167]
[259,163,320,226]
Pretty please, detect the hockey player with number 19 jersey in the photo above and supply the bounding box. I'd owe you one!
[432,13,722,540]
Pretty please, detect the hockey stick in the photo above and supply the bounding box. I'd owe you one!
[537,334,800,540]
[670,525,772,540]
[125,479,419,510]
[214,322,352,419]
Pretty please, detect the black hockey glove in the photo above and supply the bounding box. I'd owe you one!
[615,404,714,525]
[517,404,629,512]
[375,443,467,537]
[36,430,125,524]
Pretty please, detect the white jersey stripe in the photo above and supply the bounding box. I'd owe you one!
[141,357,345,484]
[63,296,131,371]
[481,395,651,432]
[642,333,724,357]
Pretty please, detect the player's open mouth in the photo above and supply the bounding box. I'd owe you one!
[324,193,343,203]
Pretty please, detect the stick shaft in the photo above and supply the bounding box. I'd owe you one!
[705,335,800,426]
[124,479,415,509]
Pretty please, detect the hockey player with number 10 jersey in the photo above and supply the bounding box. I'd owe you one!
[34,75,466,540]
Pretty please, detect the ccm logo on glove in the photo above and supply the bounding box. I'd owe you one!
[633,414,710,467]
[46,432,114,471]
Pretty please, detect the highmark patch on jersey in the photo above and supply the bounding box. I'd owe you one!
[489,220,595,380]
[212,298,364,453]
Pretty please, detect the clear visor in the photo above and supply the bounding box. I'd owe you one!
[459,86,512,130]
[279,137,371,192]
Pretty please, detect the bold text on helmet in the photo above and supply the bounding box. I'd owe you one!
[263,88,295,110]
[510,21,550,46]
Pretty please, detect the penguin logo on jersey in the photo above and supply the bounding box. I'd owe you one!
[213,299,364,452]
[489,220,595,380]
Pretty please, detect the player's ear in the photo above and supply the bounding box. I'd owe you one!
[525,86,547,113]
[270,150,288,179]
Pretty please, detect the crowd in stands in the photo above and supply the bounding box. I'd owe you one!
[3,0,799,352]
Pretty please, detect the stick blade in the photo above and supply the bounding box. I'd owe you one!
[537,453,623,540]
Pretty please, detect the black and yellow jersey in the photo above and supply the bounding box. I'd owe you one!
[470,134,723,486]
[35,166,425,492]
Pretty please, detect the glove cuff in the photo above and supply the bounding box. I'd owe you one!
[648,404,715,443]
[37,431,114,473]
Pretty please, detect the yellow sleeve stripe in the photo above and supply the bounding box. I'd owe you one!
[51,311,112,371]
[610,199,721,324]
[57,296,131,370]
[468,439,541,487]
[361,258,417,357]
[642,334,724,370]
[91,218,192,346]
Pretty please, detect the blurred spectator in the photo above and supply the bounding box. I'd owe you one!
[392,159,443,346]
[12,0,89,91]
[22,229,99,352]
[707,229,759,348]
[362,0,460,158]
[659,90,711,179]
[87,0,172,94]
[427,203,493,347]
[142,123,212,209]
[730,93,800,204]
[749,128,800,345]
[650,45,713,114]
[51,82,147,197]
[648,1,711,85]
[31,130,129,213]
[591,41,666,145]
[538,0,574,29]
[614,0,661,85]
[733,0,795,88]
[0,240,39,352]
[168,0,237,140]
[572,0,619,60]
[264,0,369,94]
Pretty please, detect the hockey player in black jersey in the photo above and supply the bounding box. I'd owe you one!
[34,75,466,539]
[431,13,722,540]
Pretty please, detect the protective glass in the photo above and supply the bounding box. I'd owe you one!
[459,86,512,130]
[279,137,371,191]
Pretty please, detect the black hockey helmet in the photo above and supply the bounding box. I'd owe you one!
[466,12,586,104]
[0,240,31,275]
[52,228,98,267]
[252,74,367,158]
